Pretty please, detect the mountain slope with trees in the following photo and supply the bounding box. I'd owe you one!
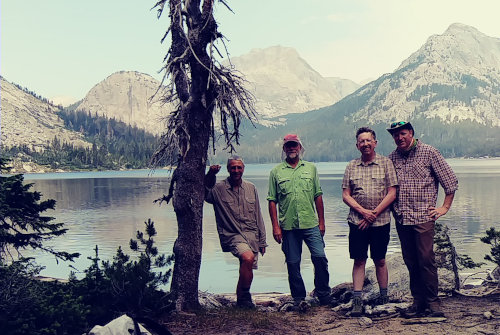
[5,108,160,171]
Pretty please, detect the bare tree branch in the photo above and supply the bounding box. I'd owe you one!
[150,0,256,169]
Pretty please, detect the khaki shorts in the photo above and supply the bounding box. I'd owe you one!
[230,242,258,269]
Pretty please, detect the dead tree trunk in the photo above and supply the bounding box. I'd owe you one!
[152,0,256,311]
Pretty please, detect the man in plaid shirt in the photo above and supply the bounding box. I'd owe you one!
[387,121,458,318]
[342,127,398,316]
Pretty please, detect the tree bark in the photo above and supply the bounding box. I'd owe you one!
[167,0,216,310]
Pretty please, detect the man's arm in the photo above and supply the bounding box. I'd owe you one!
[428,148,458,220]
[373,186,397,217]
[315,195,325,236]
[268,201,282,244]
[253,187,267,255]
[204,165,221,203]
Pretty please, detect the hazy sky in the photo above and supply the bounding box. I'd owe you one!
[2,0,500,105]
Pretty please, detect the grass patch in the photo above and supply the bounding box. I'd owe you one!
[162,306,296,333]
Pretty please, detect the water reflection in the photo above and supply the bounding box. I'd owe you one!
[24,159,500,293]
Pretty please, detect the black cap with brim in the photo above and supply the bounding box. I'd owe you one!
[386,121,414,134]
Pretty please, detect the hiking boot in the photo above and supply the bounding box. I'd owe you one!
[400,302,426,318]
[236,299,255,309]
[286,299,309,313]
[318,294,339,307]
[428,301,445,317]
[350,296,363,317]
[236,291,255,309]
[374,294,389,305]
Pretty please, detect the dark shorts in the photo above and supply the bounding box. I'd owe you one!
[349,222,390,260]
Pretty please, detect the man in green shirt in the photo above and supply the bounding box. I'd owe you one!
[267,134,331,306]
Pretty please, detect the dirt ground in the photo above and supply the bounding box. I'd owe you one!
[162,293,500,335]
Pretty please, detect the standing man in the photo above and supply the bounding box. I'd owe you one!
[387,121,458,318]
[205,155,267,308]
[342,127,398,316]
[267,134,331,306]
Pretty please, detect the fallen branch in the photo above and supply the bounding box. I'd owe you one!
[461,270,490,286]
[454,287,500,297]
[317,324,342,332]
[454,322,489,328]
[401,317,447,324]
[372,312,400,321]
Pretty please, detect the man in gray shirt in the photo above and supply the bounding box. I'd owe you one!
[205,155,267,308]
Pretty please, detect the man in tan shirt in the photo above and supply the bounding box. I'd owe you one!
[205,155,267,308]
[342,127,398,316]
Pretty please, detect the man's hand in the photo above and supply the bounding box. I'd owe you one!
[260,247,266,256]
[205,165,221,188]
[428,206,448,220]
[358,219,371,230]
[360,208,377,223]
[429,192,455,220]
[209,165,221,175]
[273,226,283,244]
[319,218,326,236]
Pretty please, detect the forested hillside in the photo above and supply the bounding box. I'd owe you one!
[5,109,160,170]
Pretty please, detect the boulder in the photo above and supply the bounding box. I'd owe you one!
[88,315,150,335]
[364,252,456,302]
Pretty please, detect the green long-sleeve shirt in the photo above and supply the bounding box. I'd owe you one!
[267,160,323,230]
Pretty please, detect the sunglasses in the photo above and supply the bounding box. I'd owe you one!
[390,121,407,128]
[284,141,300,148]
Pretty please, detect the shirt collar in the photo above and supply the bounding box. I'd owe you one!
[282,159,304,169]
[223,177,244,190]
[356,154,379,166]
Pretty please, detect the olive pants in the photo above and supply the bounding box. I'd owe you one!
[396,221,439,306]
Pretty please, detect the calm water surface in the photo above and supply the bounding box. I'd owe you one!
[24,159,500,293]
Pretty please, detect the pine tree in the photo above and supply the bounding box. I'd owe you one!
[0,157,79,262]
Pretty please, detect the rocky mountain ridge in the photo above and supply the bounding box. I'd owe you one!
[348,23,500,126]
[226,46,359,119]
[1,77,90,152]
[75,71,171,135]
[74,47,360,133]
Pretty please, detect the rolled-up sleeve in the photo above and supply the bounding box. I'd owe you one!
[431,149,458,194]
[205,187,215,204]
[267,170,278,202]
[313,165,323,198]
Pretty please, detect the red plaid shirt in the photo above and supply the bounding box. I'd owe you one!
[389,141,458,225]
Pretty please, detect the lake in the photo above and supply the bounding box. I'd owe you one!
[23,158,500,294]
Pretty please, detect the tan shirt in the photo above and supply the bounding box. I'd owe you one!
[342,154,398,227]
[206,178,267,253]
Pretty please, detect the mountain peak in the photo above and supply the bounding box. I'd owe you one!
[226,46,359,118]
[444,23,482,36]
[75,71,170,134]
[246,45,300,58]
[349,24,500,127]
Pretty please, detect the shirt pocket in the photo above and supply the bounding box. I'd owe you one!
[411,160,431,180]
[371,169,386,187]
[299,174,313,191]
[220,191,235,206]
[277,177,292,195]
[245,191,256,214]
[350,171,365,194]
